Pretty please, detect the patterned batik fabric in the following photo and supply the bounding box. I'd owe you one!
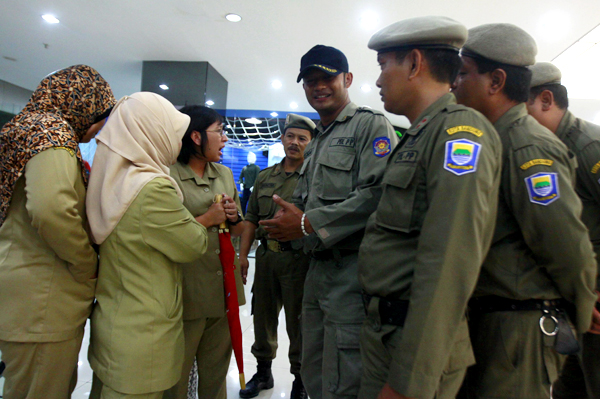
[0,64,116,226]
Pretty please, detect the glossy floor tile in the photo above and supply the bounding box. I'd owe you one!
[1,256,299,399]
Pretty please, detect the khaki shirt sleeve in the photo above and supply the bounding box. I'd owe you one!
[244,172,263,226]
[510,145,597,332]
[24,148,97,283]
[305,114,398,247]
[141,178,209,264]
[388,116,502,398]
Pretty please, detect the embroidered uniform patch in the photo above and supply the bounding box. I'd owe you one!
[373,137,391,157]
[591,161,600,174]
[520,159,553,170]
[525,172,560,205]
[446,125,484,137]
[444,139,481,175]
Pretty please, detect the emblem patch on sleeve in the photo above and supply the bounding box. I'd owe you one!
[525,172,559,205]
[444,139,481,175]
[373,137,391,157]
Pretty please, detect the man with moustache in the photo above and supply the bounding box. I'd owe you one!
[260,45,398,399]
[238,114,315,399]
[452,24,599,399]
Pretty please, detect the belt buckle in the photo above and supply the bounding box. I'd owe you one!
[267,240,281,253]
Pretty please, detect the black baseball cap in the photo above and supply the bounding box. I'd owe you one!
[296,45,349,83]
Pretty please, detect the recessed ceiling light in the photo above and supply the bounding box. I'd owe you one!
[159,84,169,90]
[290,102,298,109]
[360,11,379,30]
[270,112,278,117]
[42,14,60,24]
[205,100,215,106]
[271,80,282,89]
[245,118,262,124]
[225,13,242,22]
[361,84,372,92]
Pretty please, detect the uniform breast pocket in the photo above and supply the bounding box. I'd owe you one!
[257,187,276,217]
[376,165,420,233]
[316,150,355,200]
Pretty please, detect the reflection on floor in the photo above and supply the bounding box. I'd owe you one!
[0,256,298,399]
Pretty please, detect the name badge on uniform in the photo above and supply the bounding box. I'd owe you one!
[444,139,481,176]
[525,172,560,205]
[373,137,391,157]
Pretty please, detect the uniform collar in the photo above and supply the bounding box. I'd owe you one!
[176,161,222,185]
[555,110,575,142]
[315,102,359,137]
[271,157,302,176]
[493,103,528,133]
[405,93,455,137]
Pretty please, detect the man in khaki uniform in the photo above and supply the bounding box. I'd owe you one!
[260,45,398,399]
[452,24,599,399]
[239,114,315,399]
[358,16,502,399]
[526,62,600,399]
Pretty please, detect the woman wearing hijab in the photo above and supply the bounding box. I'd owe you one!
[163,105,245,399]
[0,64,115,399]
[86,93,217,399]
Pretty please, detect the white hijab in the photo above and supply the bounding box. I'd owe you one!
[86,92,191,244]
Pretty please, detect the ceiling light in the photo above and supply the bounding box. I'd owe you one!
[159,84,169,90]
[361,84,372,92]
[42,14,60,24]
[245,118,262,124]
[270,112,278,117]
[205,100,215,106]
[360,11,379,30]
[225,13,242,22]
[290,102,298,109]
[271,80,282,89]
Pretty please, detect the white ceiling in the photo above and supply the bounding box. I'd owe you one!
[2,0,600,127]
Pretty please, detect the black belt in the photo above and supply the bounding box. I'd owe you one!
[310,248,358,261]
[260,239,293,252]
[363,293,409,327]
[469,296,567,313]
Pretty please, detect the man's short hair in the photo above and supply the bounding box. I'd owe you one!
[529,84,569,110]
[470,56,531,103]
[395,48,462,84]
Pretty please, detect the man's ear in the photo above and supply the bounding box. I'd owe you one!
[407,49,424,80]
[540,90,555,111]
[489,68,507,95]
[344,72,353,88]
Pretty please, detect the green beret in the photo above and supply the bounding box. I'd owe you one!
[284,114,316,135]
[530,62,562,88]
[462,23,537,67]
[368,16,467,53]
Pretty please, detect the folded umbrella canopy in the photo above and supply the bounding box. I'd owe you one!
[215,194,245,390]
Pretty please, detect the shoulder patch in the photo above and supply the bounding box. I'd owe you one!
[591,161,600,174]
[525,172,560,205]
[446,125,483,137]
[373,137,391,157]
[444,139,481,176]
[520,159,554,170]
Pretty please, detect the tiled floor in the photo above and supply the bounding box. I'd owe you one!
[0,256,298,399]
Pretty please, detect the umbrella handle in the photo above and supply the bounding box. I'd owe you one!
[240,373,246,390]
[214,194,228,230]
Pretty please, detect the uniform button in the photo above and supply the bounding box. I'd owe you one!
[204,188,209,192]
[212,227,217,233]
[217,271,222,276]
[215,249,220,254]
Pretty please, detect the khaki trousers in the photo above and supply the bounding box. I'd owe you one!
[0,327,83,399]
[163,316,231,399]
[251,244,309,374]
[301,252,365,399]
[91,374,164,399]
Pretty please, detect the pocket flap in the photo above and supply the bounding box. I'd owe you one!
[382,166,417,189]
[318,150,355,171]
[336,324,361,349]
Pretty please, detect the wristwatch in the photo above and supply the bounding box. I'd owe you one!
[229,211,243,226]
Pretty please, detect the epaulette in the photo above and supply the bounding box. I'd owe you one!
[357,106,385,116]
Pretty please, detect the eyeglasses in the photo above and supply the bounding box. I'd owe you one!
[206,128,227,137]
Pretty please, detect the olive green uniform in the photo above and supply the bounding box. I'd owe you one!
[462,105,598,399]
[292,102,398,399]
[89,178,208,397]
[550,111,600,399]
[163,161,246,399]
[244,159,310,375]
[0,148,97,399]
[358,93,502,399]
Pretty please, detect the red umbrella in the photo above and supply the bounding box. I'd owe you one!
[215,194,245,390]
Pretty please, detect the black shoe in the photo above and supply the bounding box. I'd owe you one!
[290,375,307,399]
[239,361,274,398]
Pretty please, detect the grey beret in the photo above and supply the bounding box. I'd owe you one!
[530,62,562,88]
[462,23,537,66]
[368,16,467,53]
[284,113,316,135]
